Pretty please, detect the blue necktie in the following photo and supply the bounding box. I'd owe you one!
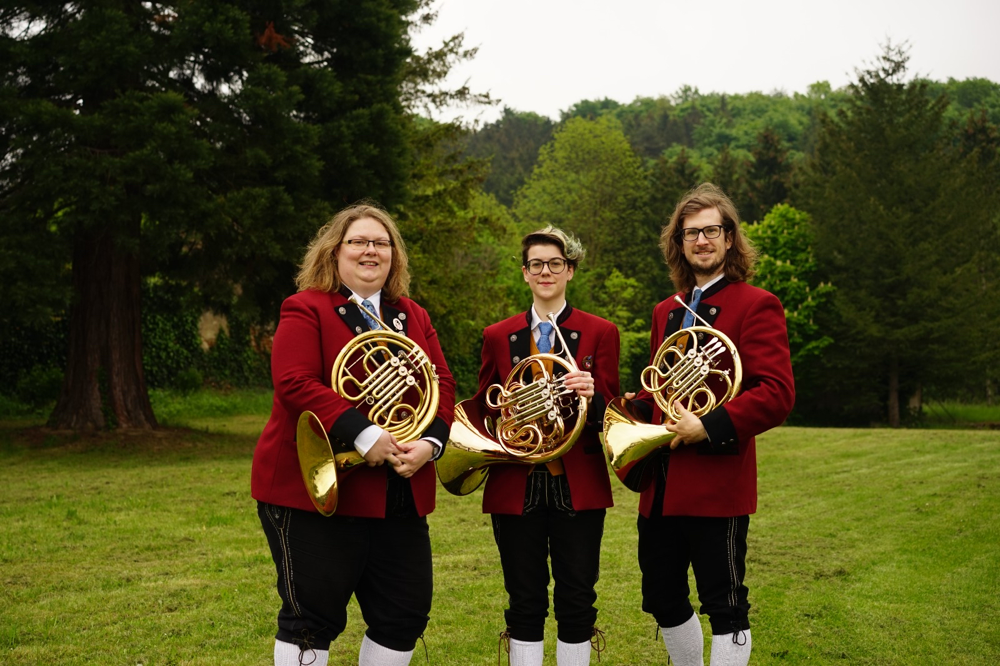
[360,299,381,331]
[682,288,702,329]
[537,322,553,353]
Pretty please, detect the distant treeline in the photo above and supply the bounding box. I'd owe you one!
[453,48,1000,426]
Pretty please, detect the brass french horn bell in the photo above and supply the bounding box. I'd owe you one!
[297,297,440,516]
[603,295,742,491]
[437,313,587,496]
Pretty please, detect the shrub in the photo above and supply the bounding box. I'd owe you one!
[15,365,64,407]
[174,367,204,394]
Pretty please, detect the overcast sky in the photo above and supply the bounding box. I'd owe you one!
[410,0,1000,124]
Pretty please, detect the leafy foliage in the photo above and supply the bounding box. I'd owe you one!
[398,118,519,397]
[746,205,834,367]
[513,115,665,311]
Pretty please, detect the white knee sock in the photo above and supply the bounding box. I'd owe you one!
[709,630,751,666]
[556,638,591,665]
[274,639,329,666]
[508,638,544,666]
[358,634,414,666]
[660,613,704,666]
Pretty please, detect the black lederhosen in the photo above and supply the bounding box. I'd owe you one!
[491,466,605,643]
[257,474,432,652]
[637,509,750,636]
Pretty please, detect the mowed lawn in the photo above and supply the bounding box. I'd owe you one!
[1,404,998,665]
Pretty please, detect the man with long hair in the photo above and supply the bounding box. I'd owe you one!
[631,183,794,666]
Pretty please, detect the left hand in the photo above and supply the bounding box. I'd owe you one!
[663,400,708,449]
[392,439,435,478]
[562,370,595,399]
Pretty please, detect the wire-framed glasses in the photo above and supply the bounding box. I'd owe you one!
[344,238,393,250]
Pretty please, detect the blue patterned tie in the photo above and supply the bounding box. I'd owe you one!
[360,299,381,330]
[682,288,702,329]
[537,322,553,353]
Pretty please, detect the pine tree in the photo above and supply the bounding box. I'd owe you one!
[801,43,985,426]
[745,127,791,223]
[711,144,748,219]
[0,1,420,429]
[649,147,703,217]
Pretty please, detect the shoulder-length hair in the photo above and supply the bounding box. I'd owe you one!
[659,183,757,293]
[295,203,411,302]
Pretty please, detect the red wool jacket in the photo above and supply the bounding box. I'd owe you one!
[474,306,621,515]
[251,288,456,518]
[635,280,795,518]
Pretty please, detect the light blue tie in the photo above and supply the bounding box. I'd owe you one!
[682,288,702,329]
[360,299,381,330]
[537,322,553,353]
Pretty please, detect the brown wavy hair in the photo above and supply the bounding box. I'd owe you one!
[659,183,757,293]
[295,203,411,301]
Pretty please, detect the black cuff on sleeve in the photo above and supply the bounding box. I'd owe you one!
[587,391,608,429]
[699,406,740,455]
[329,407,372,446]
[632,397,654,423]
[422,416,450,449]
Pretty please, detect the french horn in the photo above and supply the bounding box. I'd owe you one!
[603,295,742,491]
[437,313,587,496]
[297,297,440,516]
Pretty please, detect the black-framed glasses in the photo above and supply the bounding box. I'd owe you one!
[681,225,726,242]
[344,238,393,250]
[525,258,568,275]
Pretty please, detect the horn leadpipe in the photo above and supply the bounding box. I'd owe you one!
[547,312,580,372]
[673,294,713,328]
[348,295,395,331]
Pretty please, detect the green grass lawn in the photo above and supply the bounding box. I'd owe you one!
[1,392,999,664]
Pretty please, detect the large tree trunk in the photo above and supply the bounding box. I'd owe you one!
[48,223,157,430]
[887,354,900,428]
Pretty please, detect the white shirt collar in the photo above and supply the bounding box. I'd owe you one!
[694,274,724,295]
[348,289,381,315]
[530,302,567,331]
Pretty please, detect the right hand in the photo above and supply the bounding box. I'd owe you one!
[624,391,636,400]
[363,430,402,467]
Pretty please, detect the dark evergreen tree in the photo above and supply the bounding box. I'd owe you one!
[648,147,703,218]
[745,127,791,223]
[0,1,420,429]
[956,109,1000,405]
[711,144,748,219]
[617,97,688,161]
[464,107,554,207]
[800,43,990,426]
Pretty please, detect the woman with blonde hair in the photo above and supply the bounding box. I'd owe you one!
[252,203,456,666]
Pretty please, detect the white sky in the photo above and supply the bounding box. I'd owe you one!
[410,0,1000,124]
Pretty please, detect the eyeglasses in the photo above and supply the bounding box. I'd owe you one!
[344,238,393,250]
[525,258,568,275]
[681,225,726,242]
